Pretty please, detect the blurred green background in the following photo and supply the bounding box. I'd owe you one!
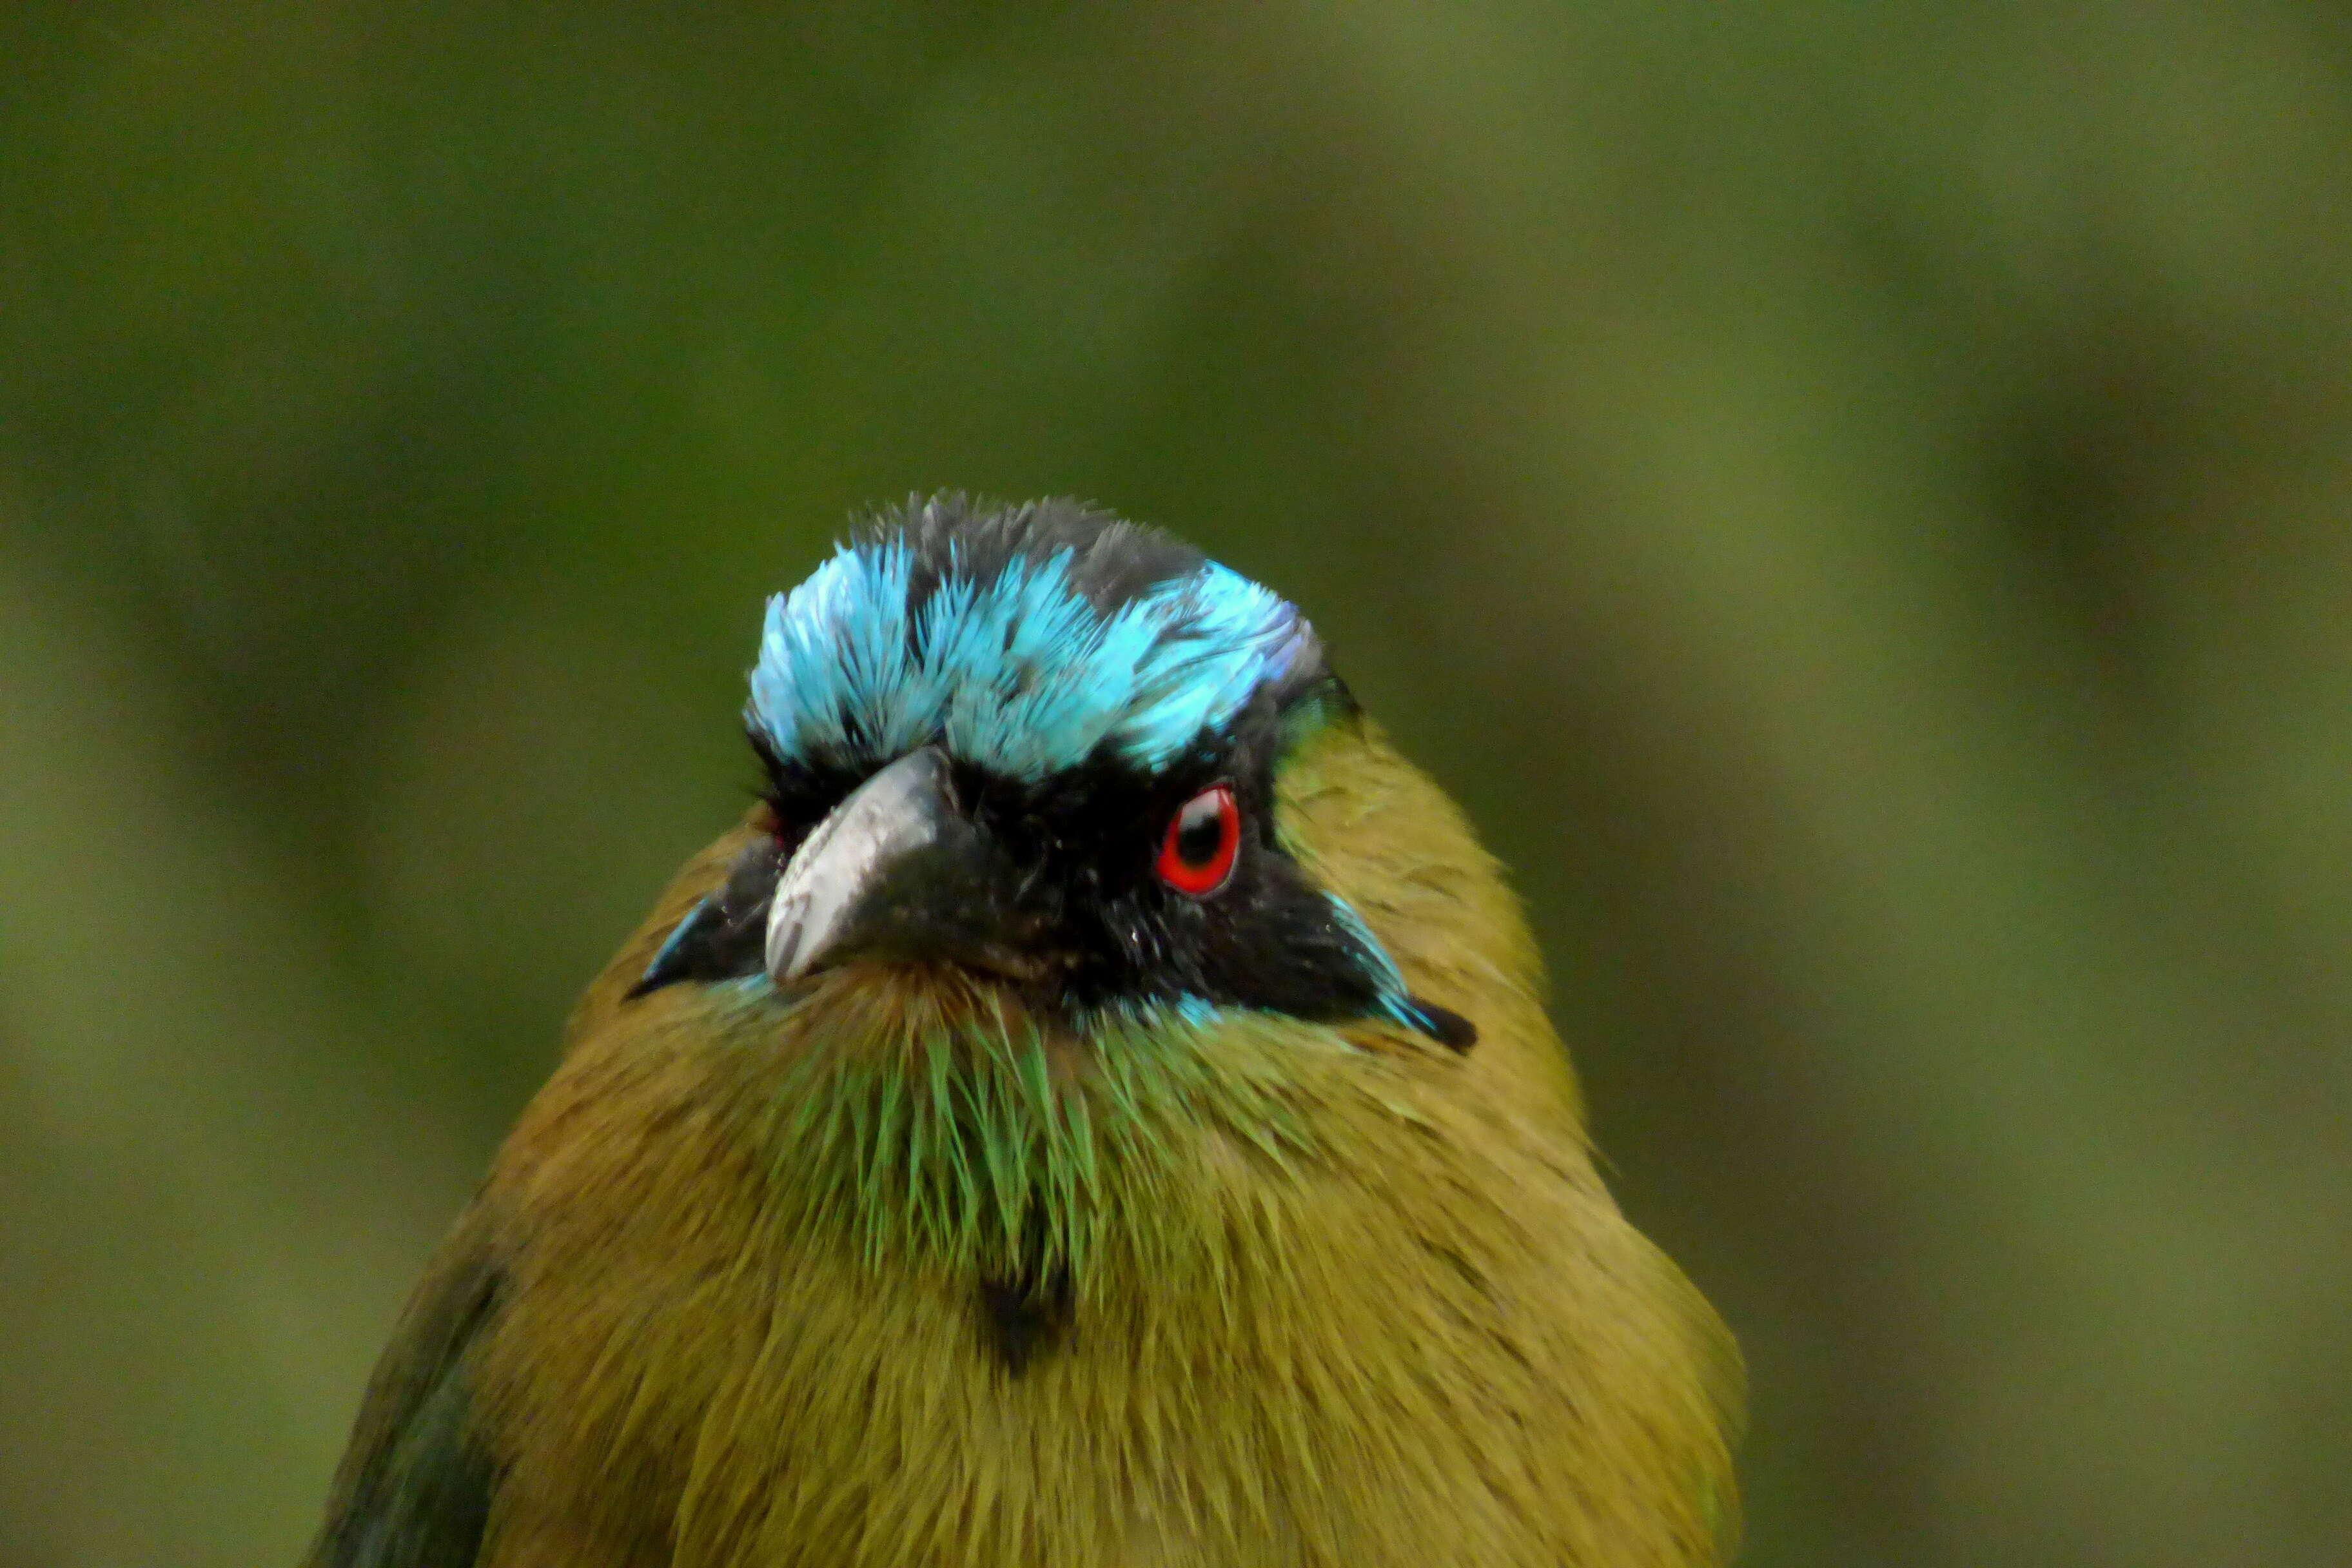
[4,4,2349,1564]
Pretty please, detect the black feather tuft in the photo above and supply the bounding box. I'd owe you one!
[626,838,788,999]
[1404,997,1479,1053]
[975,1264,1073,1377]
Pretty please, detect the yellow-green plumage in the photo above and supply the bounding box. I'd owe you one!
[309,505,1740,1568]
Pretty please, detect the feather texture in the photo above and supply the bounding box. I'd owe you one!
[309,500,1741,1567]
[306,1208,503,1568]
[456,717,1738,1565]
[748,501,1313,781]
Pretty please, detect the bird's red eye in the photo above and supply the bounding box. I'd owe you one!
[1156,784,1240,897]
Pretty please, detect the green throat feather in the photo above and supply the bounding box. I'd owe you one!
[716,970,1402,1300]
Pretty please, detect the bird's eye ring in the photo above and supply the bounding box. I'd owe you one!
[1156,783,1240,897]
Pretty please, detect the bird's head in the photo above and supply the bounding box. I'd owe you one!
[582,495,1569,1282]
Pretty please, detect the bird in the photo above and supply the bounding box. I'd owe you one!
[306,495,1741,1568]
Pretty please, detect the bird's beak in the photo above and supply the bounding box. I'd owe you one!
[765,746,1050,986]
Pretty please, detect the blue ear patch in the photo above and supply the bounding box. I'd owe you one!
[1324,893,1479,1052]
[749,542,1316,780]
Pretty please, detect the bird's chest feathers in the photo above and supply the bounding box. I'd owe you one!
[481,1003,1602,1566]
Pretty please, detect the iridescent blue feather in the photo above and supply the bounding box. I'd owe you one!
[735,511,1429,1039]
[1323,892,1438,1032]
[749,540,1315,780]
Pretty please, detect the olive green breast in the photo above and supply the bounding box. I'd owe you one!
[458,720,1738,1567]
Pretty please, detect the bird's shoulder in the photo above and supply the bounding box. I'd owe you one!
[304,1202,504,1568]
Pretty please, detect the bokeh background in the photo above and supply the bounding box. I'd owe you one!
[5,5,2349,1565]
